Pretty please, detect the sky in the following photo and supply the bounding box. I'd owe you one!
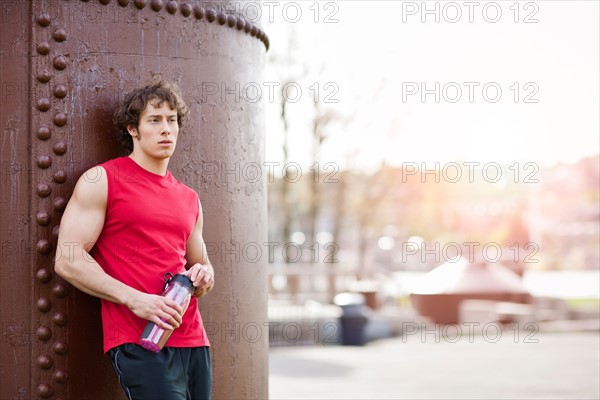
[263,1,599,172]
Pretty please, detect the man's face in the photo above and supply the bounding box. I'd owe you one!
[128,100,179,159]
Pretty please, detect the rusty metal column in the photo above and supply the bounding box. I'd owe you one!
[1,2,35,398]
[0,1,269,399]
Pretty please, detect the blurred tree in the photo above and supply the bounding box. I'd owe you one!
[268,27,307,300]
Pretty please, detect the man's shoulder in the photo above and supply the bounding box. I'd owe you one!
[169,174,198,198]
[97,156,128,169]
[71,165,108,208]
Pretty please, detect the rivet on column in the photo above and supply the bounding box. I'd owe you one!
[53,170,67,183]
[53,55,67,70]
[37,13,51,27]
[37,155,52,169]
[37,42,51,55]
[37,70,52,84]
[37,383,54,399]
[53,84,67,98]
[53,28,67,42]
[52,283,68,298]
[53,142,67,155]
[36,239,52,254]
[150,0,162,11]
[193,5,204,19]
[217,11,226,25]
[31,100,49,117]
[118,0,130,7]
[36,183,52,198]
[37,355,54,369]
[36,268,53,283]
[53,197,67,212]
[180,3,192,17]
[134,0,147,9]
[236,18,245,31]
[53,112,68,127]
[36,126,51,140]
[52,312,68,326]
[36,98,50,112]
[52,341,68,355]
[36,297,52,313]
[36,326,52,341]
[166,0,178,14]
[36,211,51,226]
[227,15,236,28]
[53,370,68,384]
[206,8,216,22]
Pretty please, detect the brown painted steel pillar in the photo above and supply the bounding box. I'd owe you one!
[0,1,268,399]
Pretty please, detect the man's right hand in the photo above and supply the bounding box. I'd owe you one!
[126,292,184,330]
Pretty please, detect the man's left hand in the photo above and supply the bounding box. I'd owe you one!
[183,263,214,298]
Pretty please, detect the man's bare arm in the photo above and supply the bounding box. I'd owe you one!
[54,166,183,329]
[183,199,215,297]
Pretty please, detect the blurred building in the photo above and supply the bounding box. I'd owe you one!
[267,155,600,301]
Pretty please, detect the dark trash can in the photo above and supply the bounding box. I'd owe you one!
[334,293,370,346]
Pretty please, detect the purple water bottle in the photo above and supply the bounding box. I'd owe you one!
[139,273,194,352]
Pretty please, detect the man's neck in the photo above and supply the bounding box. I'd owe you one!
[128,152,170,176]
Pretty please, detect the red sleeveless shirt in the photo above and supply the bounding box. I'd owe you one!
[90,156,210,352]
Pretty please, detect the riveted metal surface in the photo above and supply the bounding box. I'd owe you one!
[2,1,268,398]
[32,5,60,393]
[30,7,73,398]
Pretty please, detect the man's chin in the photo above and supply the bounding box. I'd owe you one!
[154,150,174,159]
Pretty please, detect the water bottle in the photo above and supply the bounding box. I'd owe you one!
[139,273,194,352]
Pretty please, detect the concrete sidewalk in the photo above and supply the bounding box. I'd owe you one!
[269,332,600,399]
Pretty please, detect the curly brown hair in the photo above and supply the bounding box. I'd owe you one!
[113,80,189,153]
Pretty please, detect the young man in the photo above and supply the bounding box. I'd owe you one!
[55,81,214,400]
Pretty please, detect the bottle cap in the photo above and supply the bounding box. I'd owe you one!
[171,274,194,291]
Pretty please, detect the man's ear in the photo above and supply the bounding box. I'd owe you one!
[126,125,138,138]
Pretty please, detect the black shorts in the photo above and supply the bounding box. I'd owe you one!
[108,343,212,400]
